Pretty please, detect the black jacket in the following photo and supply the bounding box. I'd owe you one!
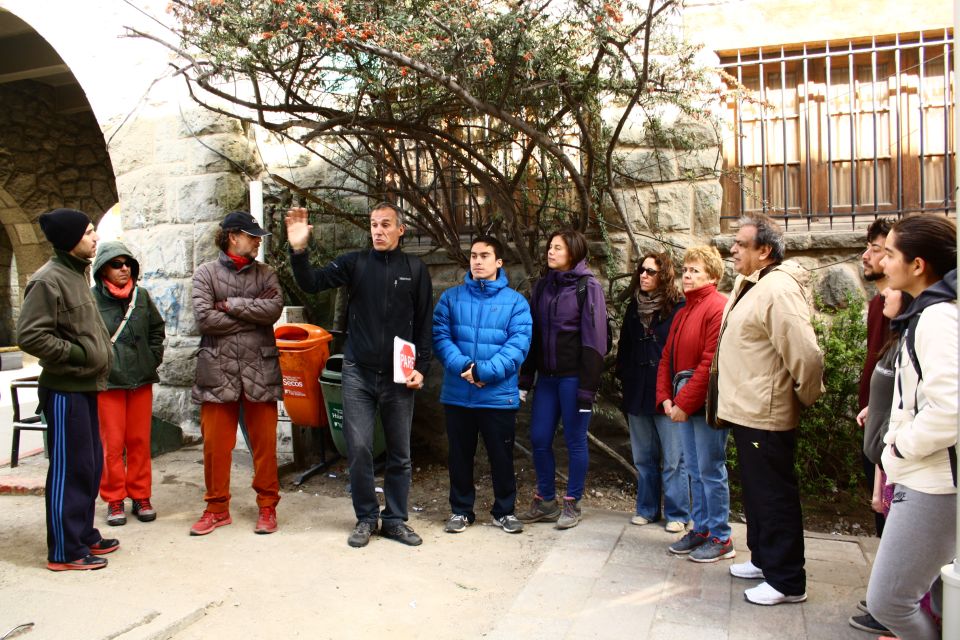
[290,246,433,375]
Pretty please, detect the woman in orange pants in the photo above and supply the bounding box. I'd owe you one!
[92,241,165,526]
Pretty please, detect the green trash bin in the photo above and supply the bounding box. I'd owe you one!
[320,354,386,458]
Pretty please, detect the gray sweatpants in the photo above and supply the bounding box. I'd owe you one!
[866,485,956,640]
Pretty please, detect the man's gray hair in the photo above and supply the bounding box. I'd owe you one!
[370,201,405,226]
[738,214,785,262]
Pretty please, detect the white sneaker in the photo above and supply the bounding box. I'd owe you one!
[730,560,764,579]
[744,582,807,606]
[664,521,686,533]
[630,514,652,526]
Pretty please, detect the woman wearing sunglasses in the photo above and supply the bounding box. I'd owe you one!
[616,253,689,532]
[91,241,166,526]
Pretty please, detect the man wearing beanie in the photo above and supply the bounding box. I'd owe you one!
[17,208,118,571]
[189,211,284,536]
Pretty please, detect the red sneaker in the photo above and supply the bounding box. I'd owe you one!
[254,506,278,534]
[190,510,232,536]
[89,538,120,555]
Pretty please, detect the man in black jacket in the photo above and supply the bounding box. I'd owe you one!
[286,203,432,547]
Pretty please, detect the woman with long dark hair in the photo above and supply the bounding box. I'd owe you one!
[866,214,957,640]
[518,229,608,530]
[616,252,689,532]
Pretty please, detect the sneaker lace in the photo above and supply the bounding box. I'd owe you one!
[134,498,152,511]
[109,502,123,516]
[561,500,576,518]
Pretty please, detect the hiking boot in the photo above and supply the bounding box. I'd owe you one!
[668,530,709,555]
[189,510,232,536]
[689,537,736,563]
[47,554,107,572]
[517,495,561,523]
[744,581,807,606]
[492,514,524,534]
[254,506,278,534]
[730,559,764,579]
[444,514,470,534]
[380,522,423,546]
[131,498,156,522]
[348,521,377,548]
[89,538,120,555]
[106,500,126,526]
[848,613,890,633]
[556,497,581,530]
[664,521,686,533]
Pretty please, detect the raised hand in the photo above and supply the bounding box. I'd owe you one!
[285,207,313,251]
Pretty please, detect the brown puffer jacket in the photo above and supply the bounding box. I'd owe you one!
[191,253,284,404]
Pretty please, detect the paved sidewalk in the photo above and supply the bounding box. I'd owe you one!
[0,446,877,640]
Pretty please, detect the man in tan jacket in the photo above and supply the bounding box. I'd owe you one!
[717,214,824,606]
[190,211,284,536]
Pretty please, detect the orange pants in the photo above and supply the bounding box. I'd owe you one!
[98,385,154,503]
[200,399,280,513]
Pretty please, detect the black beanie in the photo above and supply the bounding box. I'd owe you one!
[38,208,91,251]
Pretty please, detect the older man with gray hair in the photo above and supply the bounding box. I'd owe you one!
[715,214,824,606]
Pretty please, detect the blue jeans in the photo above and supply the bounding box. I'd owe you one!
[341,360,415,526]
[679,414,731,540]
[529,375,591,501]
[627,412,690,522]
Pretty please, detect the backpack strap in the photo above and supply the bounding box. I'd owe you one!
[110,286,138,344]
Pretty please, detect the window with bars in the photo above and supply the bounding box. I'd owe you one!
[719,31,955,228]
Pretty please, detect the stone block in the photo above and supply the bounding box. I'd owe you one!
[617,148,679,183]
[173,172,248,224]
[157,343,200,387]
[143,278,195,337]
[14,223,39,245]
[816,265,865,309]
[152,385,200,439]
[677,148,720,178]
[128,226,195,279]
[651,183,692,231]
[150,415,184,457]
[692,181,722,235]
[671,114,721,149]
[611,187,651,231]
[601,104,646,145]
[174,108,244,138]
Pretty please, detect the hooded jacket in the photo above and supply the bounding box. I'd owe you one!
[18,250,112,392]
[191,253,284,404]
[519,259,608,409]
[716,261,824,430]
[91,241,165,390]
[882,269,957,494]
[433,268,532,409]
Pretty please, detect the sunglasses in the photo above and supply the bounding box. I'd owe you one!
[108,260,130,269]
[639,267,660,277]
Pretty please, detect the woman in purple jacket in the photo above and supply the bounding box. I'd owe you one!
[518,230,608,529]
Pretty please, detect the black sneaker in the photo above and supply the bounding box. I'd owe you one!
[848,613,889,634]
[669,530,709,555]
[492,514,524,533]
[380,523,423,546]
[348,521,377,548]
[131,498,157,522]
[89,538,120,555]
[444,514,470,533]
[47,554,108,571]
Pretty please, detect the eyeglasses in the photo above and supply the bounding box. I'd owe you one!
[639,267,659,277]
[107,260,130,269]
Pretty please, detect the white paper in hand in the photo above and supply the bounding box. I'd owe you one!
[394,336,416,384]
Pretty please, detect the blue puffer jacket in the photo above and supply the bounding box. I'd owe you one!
[433,269,533,409]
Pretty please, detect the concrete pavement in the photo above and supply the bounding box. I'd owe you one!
[0,440,879,640]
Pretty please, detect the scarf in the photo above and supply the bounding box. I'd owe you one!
[227,251,252,271]
[105,279,134,299]
[634,290,665,327]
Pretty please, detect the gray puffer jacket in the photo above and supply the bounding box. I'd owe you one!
[191,253,284,404]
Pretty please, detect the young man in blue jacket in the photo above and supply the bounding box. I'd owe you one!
[432,236,533,534]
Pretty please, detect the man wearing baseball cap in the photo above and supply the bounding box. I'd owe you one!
[189,211,284,536]
[18,208,118,570]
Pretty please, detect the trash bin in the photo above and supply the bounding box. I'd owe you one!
[275,323,334,428]
[320,354,386,458]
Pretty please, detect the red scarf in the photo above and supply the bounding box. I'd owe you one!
[227,251,252,270]
[105,279,134,299]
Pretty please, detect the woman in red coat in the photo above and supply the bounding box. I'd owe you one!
[656,245,732,563]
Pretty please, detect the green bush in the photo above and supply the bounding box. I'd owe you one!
[794,294,867,494]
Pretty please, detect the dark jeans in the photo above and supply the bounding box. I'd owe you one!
[732,423,806,596]
[445,405,519,521]
[43,390,103,563]
[341,360,415,527]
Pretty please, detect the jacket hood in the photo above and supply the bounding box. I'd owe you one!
[891,268,957,334]
[463,267,509,295]
[738,260,810,291]
[93,240,140,283]
[547,258,594,285]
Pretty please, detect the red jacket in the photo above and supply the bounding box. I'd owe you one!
[656,284,727,415]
